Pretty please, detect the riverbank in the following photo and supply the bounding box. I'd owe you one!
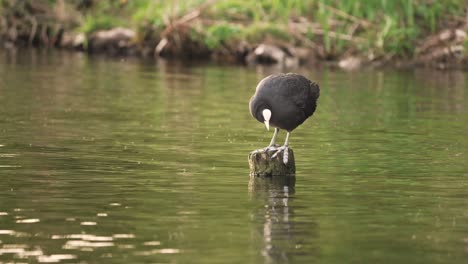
[1,0,467,70]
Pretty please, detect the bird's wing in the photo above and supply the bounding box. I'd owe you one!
[303,81,320,117]
[257,73,319,118]
[284,80,319,117]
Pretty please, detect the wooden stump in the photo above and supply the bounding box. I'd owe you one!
[248,175,296,195]
[248,147,295,177]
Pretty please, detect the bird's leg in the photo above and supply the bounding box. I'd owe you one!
[271,132,290,164]
[265,128,279,151]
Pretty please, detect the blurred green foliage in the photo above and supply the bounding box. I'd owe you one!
[204,22,241,49]
[1,0,465,57]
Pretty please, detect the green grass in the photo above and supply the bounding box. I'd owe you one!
[79,15,122,34]
[204,22,242,49]
[3,0,465,58]
[205,0,465,57]
[242,23,291,43]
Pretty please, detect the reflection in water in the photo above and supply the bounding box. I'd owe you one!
[0,204,178,262]
[249,176,318,263]
[1,50,468,263]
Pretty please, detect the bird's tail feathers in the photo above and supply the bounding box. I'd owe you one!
[310,81,320,99]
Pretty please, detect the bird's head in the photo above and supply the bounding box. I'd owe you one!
[262,109,271,131]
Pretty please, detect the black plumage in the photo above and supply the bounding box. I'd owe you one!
[249,73,320,163]
[250,73,319,131]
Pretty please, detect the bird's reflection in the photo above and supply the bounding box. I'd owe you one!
[249,176,317,263]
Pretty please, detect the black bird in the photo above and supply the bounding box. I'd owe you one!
[249,73,320,164]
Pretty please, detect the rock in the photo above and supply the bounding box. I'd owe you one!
[454,29,467,41]
[246,44,299,68]
[338,56,362,70]
[414,27,467,68]
[59,32,86,50]
[248,147,295,177]
[73,33,86,48]
[89,27,136,55]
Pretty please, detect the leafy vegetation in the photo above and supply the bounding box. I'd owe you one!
[79,15,122,33]
[95,0,465,57]
[1,0,466,61]
[204,22,241,49]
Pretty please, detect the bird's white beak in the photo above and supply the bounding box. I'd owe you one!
[262,109,272,131]
[264,120,270,131]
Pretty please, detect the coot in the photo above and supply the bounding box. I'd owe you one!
[249,73,320,164]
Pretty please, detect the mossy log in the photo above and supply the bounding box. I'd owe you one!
[248,147,295,177]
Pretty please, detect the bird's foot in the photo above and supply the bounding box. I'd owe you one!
[271,145,289,164]
[264,144,279,152]
[252,145,277,155]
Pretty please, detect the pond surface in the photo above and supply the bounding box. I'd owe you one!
[0,50,467,263]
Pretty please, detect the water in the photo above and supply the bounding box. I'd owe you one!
[0,50,467,263]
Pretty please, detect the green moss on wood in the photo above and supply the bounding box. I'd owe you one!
[248,147,295,177]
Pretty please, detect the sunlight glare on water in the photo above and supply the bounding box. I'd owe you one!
[0,50,467,263]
